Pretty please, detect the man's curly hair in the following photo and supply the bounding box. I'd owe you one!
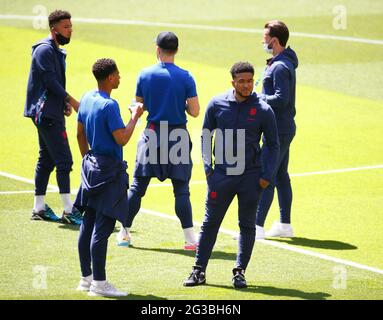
[230,62,254,79]
[48,10,71,27]
[92,58,118,81]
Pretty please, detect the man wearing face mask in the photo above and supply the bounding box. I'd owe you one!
[255,20,298,239]
[24,10,82,224]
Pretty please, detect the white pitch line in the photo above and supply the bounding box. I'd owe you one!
[0,171,58,191]
[1,170,383,275]
[2,163,382,191]
[147,164,383,188]
[1,14,383,46]
[256,239,383,275]
[0,190,57,195]
[148,181,206,187]
[139,208,383,276]
[2,164,383,191]
[290,164,383,177]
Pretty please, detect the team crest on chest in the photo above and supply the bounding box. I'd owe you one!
[247,107,257,121]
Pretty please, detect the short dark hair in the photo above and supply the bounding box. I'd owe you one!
[156,31,178,54]
[92,58,118,81]
[265,20,289,47]
[230,62,254,79]
[48,10,71,27]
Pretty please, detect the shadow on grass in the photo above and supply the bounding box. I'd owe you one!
[99,293,167,300]
[267,237,357,250]
[206,283,331,300]
[31,220,81,231]
[57,223,81,231]
[57,225,124,233]
[130,246,237,260]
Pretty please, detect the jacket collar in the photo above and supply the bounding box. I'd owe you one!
[227,89,258,104]
[47,35,67,56]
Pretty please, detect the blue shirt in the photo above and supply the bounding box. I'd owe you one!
[136,62,197,125]
[78,90,125,161]
[202,90,279,180]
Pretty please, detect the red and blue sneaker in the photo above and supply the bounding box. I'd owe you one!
[62,207,83,225]
[31,204,61,222]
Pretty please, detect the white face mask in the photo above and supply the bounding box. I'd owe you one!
[263,41,273,54]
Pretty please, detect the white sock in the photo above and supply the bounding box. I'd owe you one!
[60,193,73,213]
[183,227,196,244]
[120,225,130,234]
[83,274,93,281]
[93,280,106,286]
[33,195,45,212]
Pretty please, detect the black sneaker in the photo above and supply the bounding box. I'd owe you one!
[183,266,206,287]
[232,267,247,289]
[31,204,61,222]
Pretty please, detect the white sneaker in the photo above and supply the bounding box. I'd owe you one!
[255,225,265,240]
[266,221,294,238]
[76,274,93,291]
[88,281,128,297]
[116,227,131,247]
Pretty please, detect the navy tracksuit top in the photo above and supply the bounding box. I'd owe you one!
[24,37,68,123]
[74,152,129,225]
[260,47,298,135]
[202,90,280,182]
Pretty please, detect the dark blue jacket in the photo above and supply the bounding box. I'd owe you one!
[24,37,68,123]
[202,90,280,181]
[260,47,298,135]
[74,152,129,224]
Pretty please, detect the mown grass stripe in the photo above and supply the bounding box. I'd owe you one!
[1,14,383,45]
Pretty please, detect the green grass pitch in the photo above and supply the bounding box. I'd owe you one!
[0,0,382,300]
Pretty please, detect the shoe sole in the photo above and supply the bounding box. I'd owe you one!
[183,246,197,251]
[183,279,206,287]
[31,215,60,222]
[266,234,294,238]
[31,215,44,221]
[88,291,128,297]
[184,243,199,251]
[76,286,90,292]
[117,242,130,247]
[62,216,81,225]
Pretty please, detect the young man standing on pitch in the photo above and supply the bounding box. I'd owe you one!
[24,10,82,224]
[74,58,143,297]
[255,21,298,239]
[184,62,279,288]
[117,31,200,251]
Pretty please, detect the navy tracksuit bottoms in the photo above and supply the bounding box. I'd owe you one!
[196,171,263,272]
[125,176,193,229]
[33,118,73,195]
[256,134,295,226]
[78,207,116,281]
